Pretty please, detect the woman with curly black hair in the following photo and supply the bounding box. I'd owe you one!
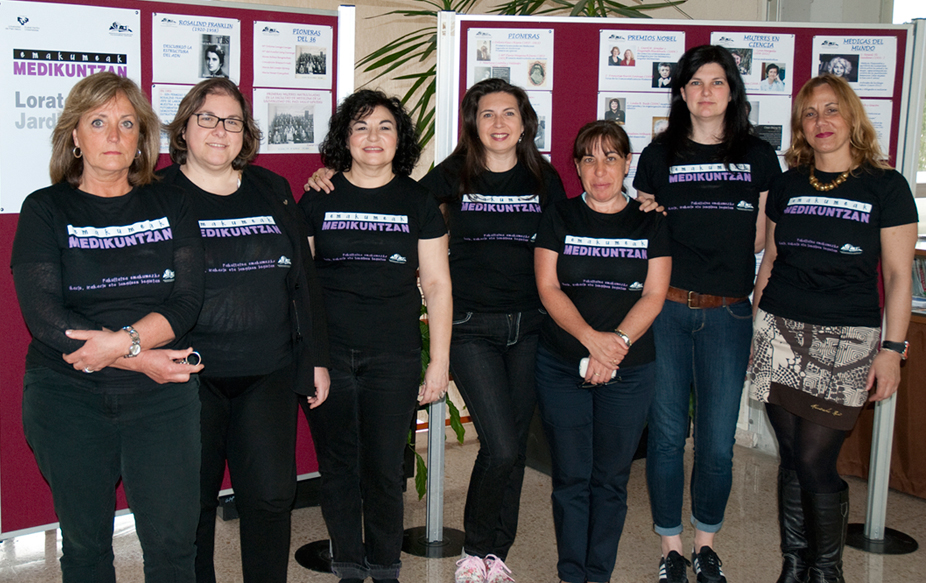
[298,89,452,583]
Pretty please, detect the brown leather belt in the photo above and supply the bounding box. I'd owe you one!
[666,286,748,309]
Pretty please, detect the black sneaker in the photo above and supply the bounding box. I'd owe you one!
[658,550,690,583]
[691,546,727,583]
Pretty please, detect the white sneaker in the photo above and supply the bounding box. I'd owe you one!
[484,555,515,583]
[455,553,487,583]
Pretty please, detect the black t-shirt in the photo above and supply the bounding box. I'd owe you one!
[420,155,567,313]
[11,181,203,393]
[760,166,918,327]
[633,136,781,296]
[299,173,446,351]
[161,168,294,376]
[536,196,671,367]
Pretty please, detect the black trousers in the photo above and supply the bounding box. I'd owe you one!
[195,365,299,583]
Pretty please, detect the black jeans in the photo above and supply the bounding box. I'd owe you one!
[449,309,544,560]
[304,344,421,580]
[196,365,299,583]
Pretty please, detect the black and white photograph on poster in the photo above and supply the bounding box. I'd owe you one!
[600,97,626,124]
[811,36,897,97]
[759,62,787,92]
[466,29,554,90]
[254,22,333,90]
[474,67,492,82]
[296,47,326,76]
[152,13,240,84]
[253,88,331,154]
[201,36,230,78]
[526,91,552,152]
[152,84,194,153]
[0,0,141,213]
[712,32,795,95]
[598,29,685,92]
[597,92,671,153]
[860,99,893,157]
[817,54,860,82]
[491,67,511,83]
[743,94,791,153]
[728,48,753,76]
[651,62,675,89]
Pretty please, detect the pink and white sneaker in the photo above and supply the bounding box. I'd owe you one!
[484,554,516,583]
[455,553,487,583]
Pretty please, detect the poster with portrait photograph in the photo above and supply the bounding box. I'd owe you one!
[811,36,897,97]
[253,22,332,90]
[711,32,794,94]
[152,13,240,84]
[597,92,671,153]
[466,28,554,90]
[525,91,552,152]
[0,0,141,213]
[860,99,893,157]
[743,94,792,153]
[152,84,193,153]
[598,29,685,93]
[253,88,330,154]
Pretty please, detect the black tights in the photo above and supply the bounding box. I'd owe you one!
[765,403,848,494]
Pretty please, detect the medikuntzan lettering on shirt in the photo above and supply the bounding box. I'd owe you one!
[668,163,752,184]
[783,196,871,223]
[199,216,283,237]
[67,217,173,249]
[563,235,649,259]
[460,194,541,213]
[321,212,410,233]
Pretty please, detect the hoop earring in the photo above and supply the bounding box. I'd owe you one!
[72,147,82,158]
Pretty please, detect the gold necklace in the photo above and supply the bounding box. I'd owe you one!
[809,166,850,192]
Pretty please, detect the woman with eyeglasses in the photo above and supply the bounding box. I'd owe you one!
[161,78,331,583]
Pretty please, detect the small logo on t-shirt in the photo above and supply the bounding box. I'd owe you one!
[839,244,862,255]
[389,253,407,264]
[629,281,644,291]
[277,256,292,267]
[530,233,537,243]
[162,269,175,282]
[735,201,755,211]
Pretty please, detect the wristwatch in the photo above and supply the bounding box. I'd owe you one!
[881,340,908,360]
[122,325,141,358]
[614,329,633,348]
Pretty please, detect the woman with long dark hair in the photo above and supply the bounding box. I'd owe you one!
[633,45,781,583]
[752,74,916,583]
[305,78,566,583]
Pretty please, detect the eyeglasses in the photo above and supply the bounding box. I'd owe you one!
[193,113,244,133]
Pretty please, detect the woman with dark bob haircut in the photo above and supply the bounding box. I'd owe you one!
[633,45,781,582]
[299,89,452,583]
[535,120,670,583]
[752,74,916,583]
[160,77,331,583]
[13,71,205,581]
[305,78,566,583]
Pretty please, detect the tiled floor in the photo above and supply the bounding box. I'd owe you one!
[2,428,924,582]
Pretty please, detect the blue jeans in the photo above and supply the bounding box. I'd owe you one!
[646,299,752,535]
[303,344,420,581]
[535,346,654,583]
[22,367,201,583]
[449,309,544,560]
[196,365,298,583]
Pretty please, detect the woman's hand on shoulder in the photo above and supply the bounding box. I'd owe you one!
[305,367,330,409]
[304,168,336,193]
[114,347,204,384]
[634,191,666,215]
[866,349,902,402]
[418,360,450,405]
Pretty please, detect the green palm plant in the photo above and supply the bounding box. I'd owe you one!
[357,0,689,151]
